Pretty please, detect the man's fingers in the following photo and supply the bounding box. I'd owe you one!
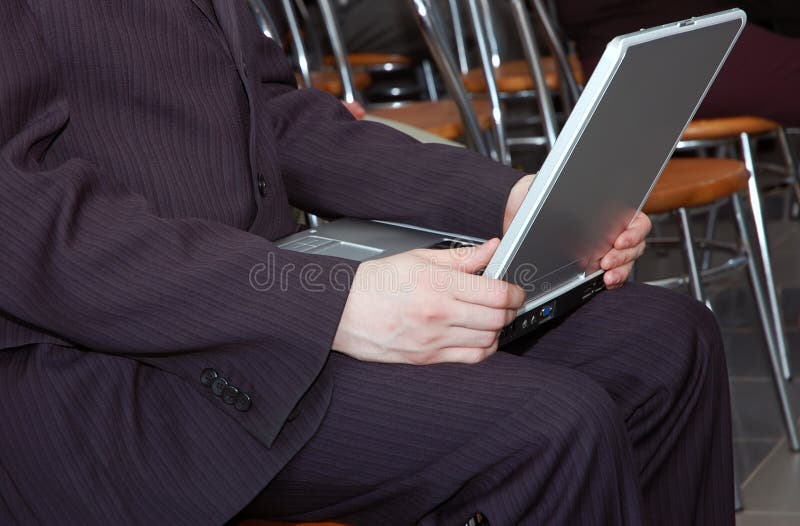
[435,327,505,349]
[601,243,645,271]
[446,302,516,331]
[433,344,498,365]
[451,274,526,309]
[615,212,652,249]
[604,262,634,289]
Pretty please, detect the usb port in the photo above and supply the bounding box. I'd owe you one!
[540,305,553,318]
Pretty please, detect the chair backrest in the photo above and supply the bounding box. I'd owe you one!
[399,0,493,159]
[526,0,582,106]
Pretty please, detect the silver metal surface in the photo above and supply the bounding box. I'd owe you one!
[731,192,800,450]
[509,0,559,148]
[447,0,470,75]
[280,0,313,88]
[278,218,475,260]
[420,60,439,101]
[529,0,581,107]
[487,12,746,302]
[741,133,794,382]
[247,0,280,40]
[677,207,708,304]
[479,0,501,69]
[317,0,358,104]
[466,0,510,164]
[406,0,490,156]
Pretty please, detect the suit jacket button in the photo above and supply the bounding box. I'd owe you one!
[222,384,239,405]
[234,392,252,412]
[257,174,267,196]
[200,368,218,387]
[211,377,228,397]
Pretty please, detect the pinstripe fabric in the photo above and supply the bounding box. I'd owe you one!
[0,0,523,523]
[244,283,733,525]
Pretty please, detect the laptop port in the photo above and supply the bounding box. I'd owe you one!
[540,305,553,318]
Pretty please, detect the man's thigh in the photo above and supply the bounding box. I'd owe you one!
[510,282,722,418]
[245,283,720,523]
[247,352,639,523]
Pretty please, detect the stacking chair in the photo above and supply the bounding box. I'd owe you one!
[509,1,800,510]
[247,0,372,99]
[515,0,799,382]
[677,117,800,380]
[314,0,498,158]
[644,158,800,453]
[459,0,586,161]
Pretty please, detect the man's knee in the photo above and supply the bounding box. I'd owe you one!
[525,366,628,452]
[617,283,726,394]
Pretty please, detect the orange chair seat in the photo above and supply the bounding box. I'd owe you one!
[643,158,749,215]
[462,56,586,93]
[296,71,372,97]
[682,116,779,141]
[368,99,495,140]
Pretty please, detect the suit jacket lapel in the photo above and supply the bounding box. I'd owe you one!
[211,0,248,80]
[189,0,216,24]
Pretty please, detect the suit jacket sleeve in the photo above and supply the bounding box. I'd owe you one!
[255,74,524,240]
[0,0,362,444]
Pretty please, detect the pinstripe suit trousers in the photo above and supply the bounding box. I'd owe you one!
[241,283,733,525]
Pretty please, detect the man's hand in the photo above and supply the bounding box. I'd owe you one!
[332,239,525,365]
[503,174,652,290]
[599,211,651,289]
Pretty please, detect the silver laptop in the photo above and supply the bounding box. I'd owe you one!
[278,9,746,345]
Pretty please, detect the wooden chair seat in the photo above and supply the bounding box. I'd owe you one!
[323,53,413,70]
[461,56,586,93]
[297,71,372,97]
[643,158,749,215]
[368,99,494,140]
[682,116,779,141]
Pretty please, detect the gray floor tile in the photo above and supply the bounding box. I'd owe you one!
[724,328,800,379]
[782,288,800,325]
[736,512,800,526]
[741,440,800,513]
[735,439,781,483]
[770,252,800,288]
[729,379,799,441]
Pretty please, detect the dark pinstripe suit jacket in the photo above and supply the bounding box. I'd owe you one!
[0,0,522,522]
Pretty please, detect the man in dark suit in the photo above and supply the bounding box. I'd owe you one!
[0,0,732,524]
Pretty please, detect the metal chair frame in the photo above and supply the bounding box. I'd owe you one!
[511,2,800,507]
[448,0,561,159]
[647,163,800,457]
[311,0,493,157]
[676,130,799,381]
[516,0,798,384]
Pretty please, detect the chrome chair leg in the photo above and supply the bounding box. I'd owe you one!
[677,207,707,304]
[701,202,720,271]
[420,60,439,101]
[732,192,800,451]
[466,0,511,165]
[741,133,793,381]
[734,474,744,512]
